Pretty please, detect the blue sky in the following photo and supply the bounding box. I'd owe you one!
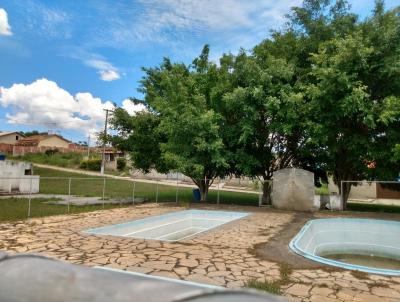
[0,0,398,143]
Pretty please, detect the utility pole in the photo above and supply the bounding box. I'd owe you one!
[87,134,90,158]
[101,109,112,175]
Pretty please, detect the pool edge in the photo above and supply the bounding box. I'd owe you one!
[84,209,250,242]
[289,218,400,276]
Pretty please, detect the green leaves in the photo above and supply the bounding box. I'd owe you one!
[110,0,400,203]
[305,1,400,196]
[113,46,229,186]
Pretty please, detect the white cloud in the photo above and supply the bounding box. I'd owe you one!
[84,57,121,82]
[0,8,12,36]
[90,0,301,52]
[0,78,114,135]
[122,99,146,116]
[100,70,120,81]
[65,50,122,82]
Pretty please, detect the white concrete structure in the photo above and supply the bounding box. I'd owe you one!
[314,194,341,210]
[272,168,317,212]
[0,160,39,193]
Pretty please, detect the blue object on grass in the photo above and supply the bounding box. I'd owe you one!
[192,188,201,201]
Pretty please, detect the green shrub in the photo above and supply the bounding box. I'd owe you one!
[80,159,102,171]
[45,148,59,156]
[315,183,329,195]
[117,157,127,171]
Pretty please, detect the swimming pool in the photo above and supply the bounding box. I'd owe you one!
[85,210,249,242]
[289,218,400,276]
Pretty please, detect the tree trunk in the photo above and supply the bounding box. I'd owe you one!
[338,180,352,210]
[197,179,210,202]
[261,180,273,205]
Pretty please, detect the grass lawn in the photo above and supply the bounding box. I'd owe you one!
[0,166,259,222]
[0,197,129,222]
[2,167,399,221]
[36,166,260,205]
[347,202,400,214]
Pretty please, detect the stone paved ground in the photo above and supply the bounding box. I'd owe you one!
[1,203,400,301]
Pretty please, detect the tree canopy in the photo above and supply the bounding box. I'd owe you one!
[111,0,400,205]
[112,46,229,200]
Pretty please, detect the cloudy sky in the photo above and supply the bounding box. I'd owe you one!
[0,0,398,143]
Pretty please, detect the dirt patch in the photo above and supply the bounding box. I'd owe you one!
[253,212,326,269]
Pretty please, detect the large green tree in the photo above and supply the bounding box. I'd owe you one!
[111,108,169,174]
[307,1,400,207]
[111,46,229,201]
[362,2,400,181]
[111,0,400,208]
[216,0,358,204]
[218,49,310,204]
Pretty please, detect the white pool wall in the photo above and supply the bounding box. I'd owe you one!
[85,210,249,242]
[290,218,400,275]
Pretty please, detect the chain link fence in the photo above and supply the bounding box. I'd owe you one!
[340,180,400,211]
[0,176,268,222]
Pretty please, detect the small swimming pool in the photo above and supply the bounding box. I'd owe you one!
[85,210,249,242]
[289,218,400,276]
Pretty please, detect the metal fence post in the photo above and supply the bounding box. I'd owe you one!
[132,180,136,205]
[217,178,220,205]
[68,178,71,214]
[156,180,159,204]
[27,177,32,218]
[175,180,179,204]
[102,178,106,209]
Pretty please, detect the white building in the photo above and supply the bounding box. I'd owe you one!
[0,160,40,194]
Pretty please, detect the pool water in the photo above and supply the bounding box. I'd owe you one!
[321,253,400,270]
[85,210,249,242]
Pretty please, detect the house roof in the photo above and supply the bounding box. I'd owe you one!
[0,131,26,138]
[16,134,70,146]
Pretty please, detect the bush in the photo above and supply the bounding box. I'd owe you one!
[45,149,59,156]
[117,157,127,171]
[80,159,102,171]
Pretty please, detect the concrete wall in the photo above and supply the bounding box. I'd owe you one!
[12,145,85,156]
[38,136,70,148]
[314,194,341,210]
[18,176,40,193]
[105,160,117,171]
[0,161,39,193]
[0,143,13,154]
[328,177,377,199]
[272,168,317,212]
[349,182,377,199]
[327,178,339,194]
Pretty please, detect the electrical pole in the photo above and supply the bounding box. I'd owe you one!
[101,109,111,175]
[87,134,90,158]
